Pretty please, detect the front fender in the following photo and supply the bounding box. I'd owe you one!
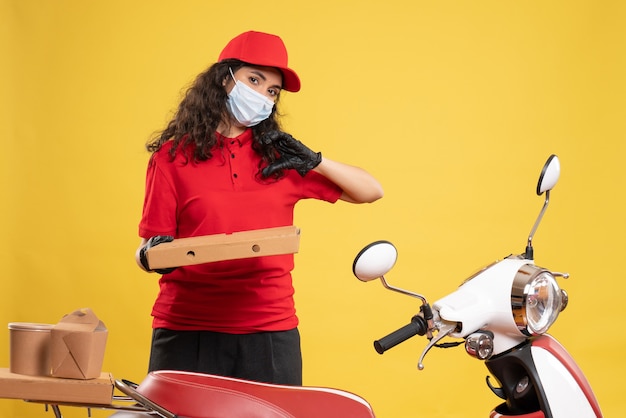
[485,335,602,418]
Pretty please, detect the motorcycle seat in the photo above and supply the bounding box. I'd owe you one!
[132,370,376,418]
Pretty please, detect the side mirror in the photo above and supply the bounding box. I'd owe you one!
[352,241,398,282]
[525,154,561,259]
[537,154,560,195]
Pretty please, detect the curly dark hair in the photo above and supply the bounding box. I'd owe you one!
[146,59,283,174]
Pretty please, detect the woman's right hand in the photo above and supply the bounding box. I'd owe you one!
[136,236,178,274]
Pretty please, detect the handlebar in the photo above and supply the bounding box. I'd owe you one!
[374,315,428,354]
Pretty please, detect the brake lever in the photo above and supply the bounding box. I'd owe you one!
[417,322,457,370]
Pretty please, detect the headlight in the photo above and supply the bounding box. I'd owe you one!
[511,265,563,335]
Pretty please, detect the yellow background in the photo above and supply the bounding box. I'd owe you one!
[1,1,624,417]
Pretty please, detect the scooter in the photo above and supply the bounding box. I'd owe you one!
[27,155,600,418]
[351,154,603,417]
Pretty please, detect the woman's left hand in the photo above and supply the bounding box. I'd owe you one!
[261,131,322,177]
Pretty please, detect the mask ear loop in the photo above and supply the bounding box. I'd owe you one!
[228,67,237,84]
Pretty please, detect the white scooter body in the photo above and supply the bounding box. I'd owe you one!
[433,258,602,417]
[528,336,601,417]
[434,257,532,355]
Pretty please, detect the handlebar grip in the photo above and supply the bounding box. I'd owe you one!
[374,315,427,354]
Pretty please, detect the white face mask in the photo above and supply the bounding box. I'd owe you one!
[226,68,275,127]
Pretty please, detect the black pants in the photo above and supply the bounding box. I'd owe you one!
[148,328,302,385]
